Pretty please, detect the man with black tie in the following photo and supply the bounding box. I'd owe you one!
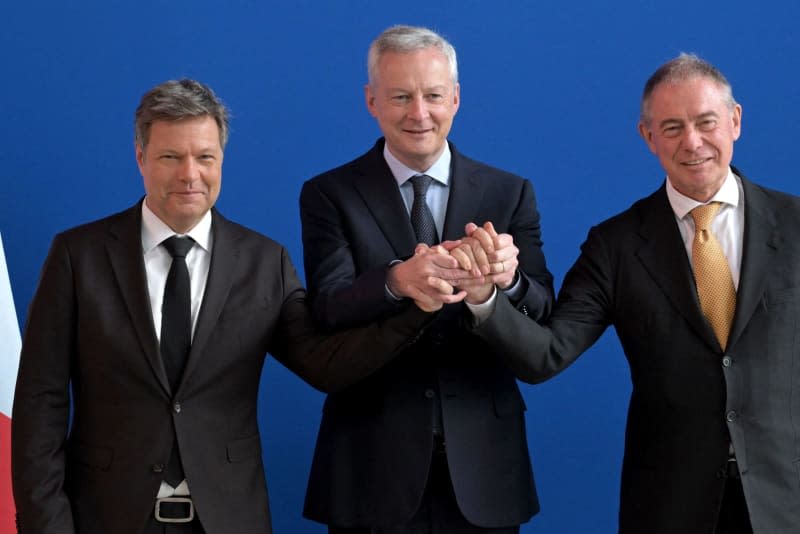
[11,79,438,534]
[300,25,553,533]
[471,54,800,534]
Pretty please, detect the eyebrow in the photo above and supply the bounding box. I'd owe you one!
[658,111,719,129]
[694,111,719,121]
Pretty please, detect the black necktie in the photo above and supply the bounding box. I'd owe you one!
[160,235,194,486]
[410,174,438,245]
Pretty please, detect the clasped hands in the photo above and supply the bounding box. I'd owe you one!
[387,222,520,312]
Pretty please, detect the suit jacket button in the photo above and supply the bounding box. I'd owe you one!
[173,401,181,413]
[726,411,737,422]
[722,356,732,367]
[152,463,165,473]
[424,389,435,399]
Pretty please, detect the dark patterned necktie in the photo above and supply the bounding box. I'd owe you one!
[160,235,194,486]
[410,174,438,245]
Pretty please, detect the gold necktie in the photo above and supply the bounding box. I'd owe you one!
[690,202,736,350]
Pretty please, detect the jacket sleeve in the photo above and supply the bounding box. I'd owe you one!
[269,247,434,393]
[12,234,77,533]
[473,225,612,384]
[299,179,405,330]
[501,178,554,321]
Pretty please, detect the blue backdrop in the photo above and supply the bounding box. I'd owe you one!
[3,1,799,532]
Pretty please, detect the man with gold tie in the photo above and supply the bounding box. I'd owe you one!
[468,53,800,534]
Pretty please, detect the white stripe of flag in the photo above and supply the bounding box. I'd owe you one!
[0,233,20,418]
[0,232,20,531]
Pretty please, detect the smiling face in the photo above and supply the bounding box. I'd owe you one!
[638,76,741,202]
[137,116,223,233]
[365,47,459,172]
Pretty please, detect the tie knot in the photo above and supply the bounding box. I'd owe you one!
[690,202,722,230]
[162,236,194,259]
[410,174,434,198]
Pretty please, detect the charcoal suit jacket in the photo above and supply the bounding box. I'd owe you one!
[12,201,432,534]
[474,169,800,534]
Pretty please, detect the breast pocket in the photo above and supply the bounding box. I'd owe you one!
[763,287,799,307]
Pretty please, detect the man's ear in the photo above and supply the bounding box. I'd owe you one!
[365,84,378,119]
[638,122,657,154]
[135,142,146,173]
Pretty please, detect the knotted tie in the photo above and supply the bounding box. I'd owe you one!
[160,235,194,486]
[410,174,438,245]
[690,202,736,350]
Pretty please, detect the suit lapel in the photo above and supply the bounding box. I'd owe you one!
[352,141,418,256]
[727,175,779,349]
[441,144,485,241]
[105,201,170,394]
[179,209,239,390]
[350,141,486,249]
[634,187,719,349]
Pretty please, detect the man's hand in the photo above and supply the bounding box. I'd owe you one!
[464,221,520,289]
[390,243,470,312]
[448,242,495,304]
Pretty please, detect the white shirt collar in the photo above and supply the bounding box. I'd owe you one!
[141,201,213,254]
[666,167,740,220]
[383,142,451,187]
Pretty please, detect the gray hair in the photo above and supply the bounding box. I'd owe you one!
[367,25,458,87]
[134,79,230,150]
[640,53,737,126]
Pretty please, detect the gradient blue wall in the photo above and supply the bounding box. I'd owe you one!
[3,1,799,532]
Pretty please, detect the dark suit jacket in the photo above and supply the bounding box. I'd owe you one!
[474,169,800,534]
[299,139,554,528]
[11,201,433,534]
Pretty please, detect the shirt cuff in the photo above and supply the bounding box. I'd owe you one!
[385,259,404,301]
[501,270,523,299]
[465,286,498,325]
[385,283,403,301]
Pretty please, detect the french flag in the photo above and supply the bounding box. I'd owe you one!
[0,233,21,533]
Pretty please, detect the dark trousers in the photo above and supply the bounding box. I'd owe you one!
[143,519,205,534]
[143,506,205,534]
[714,465,753,534]
[329,450,520,534]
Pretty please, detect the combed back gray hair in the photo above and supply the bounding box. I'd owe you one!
[134,79,230,150]
[367,25,458,87]
[640,53,737,126]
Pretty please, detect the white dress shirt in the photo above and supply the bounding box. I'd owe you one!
[141,201,213,498]
[665,167,744,289]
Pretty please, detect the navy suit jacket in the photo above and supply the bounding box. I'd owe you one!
[12,201,432,534]
[474,169,800,534]
[299,139,554,528]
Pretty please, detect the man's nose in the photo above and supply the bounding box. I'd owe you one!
[178,158,200,181]
[407,96,429,120]
[682,126,704,151]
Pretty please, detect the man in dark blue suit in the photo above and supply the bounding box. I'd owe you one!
[300,25,553,533]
